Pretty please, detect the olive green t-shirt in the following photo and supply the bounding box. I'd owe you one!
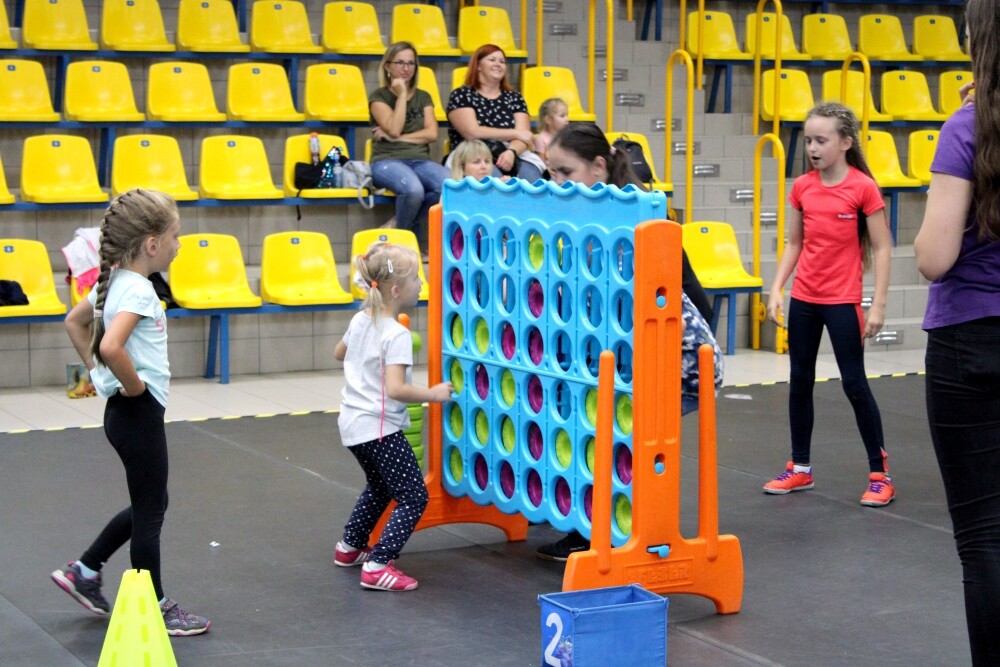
[368,87,435,162]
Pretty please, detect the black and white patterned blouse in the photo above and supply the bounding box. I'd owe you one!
[446,85,529,149]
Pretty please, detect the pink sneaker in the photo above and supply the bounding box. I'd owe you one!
[334,541,371,567]
[360,561,419,592]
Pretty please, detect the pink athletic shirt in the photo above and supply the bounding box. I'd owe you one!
[788,166,885,304]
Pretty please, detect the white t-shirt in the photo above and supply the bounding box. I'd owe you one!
[338,311,413,446]
[88,269,170,407]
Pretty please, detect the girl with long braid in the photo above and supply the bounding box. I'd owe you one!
[52,189,210,635]
[762,102,895,506]
[333,242,452,591]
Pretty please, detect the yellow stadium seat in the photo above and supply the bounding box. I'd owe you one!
[0,1,19,49]
[821,70,891,122]
[101,0,174,51]
[0,59,60,121]
[418,66,447,122]
[170,233,262,308]
[858,15,922,61]
[682,222,762,355]
[282,133,357,198]
[913,15,968,62]
[64,60,144,121]
[686,11,751,60]
[21,135,108,204]
[0,239,67,317]
[176,0,249,52]
[881,70,948,122]
[939,71,973,116]
[322,2,385,55]
[261,231,353,305]
[250,0,322,53]
[227,63,304,121]
[458,6,527,58]
[865,130,921,188]
[802,14,853,61]
[199,135,283,199]
[111,134,198,201]
[303,63,369,122]
[604,131,672,193]
[146,62,226,122]
[452,66,468,92]
[745,12,810,60]
[350,228,429,301]
[760,68,814,122]
[22,0,97,50]
[908,130,939,185]
[391,3,461,57]
[522,66,596,121]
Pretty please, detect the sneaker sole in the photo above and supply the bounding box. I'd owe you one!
[50,570,109,616]
[165,621,211,637]
[535,551,569,562]
[860,496,895,507]
[360,580,419,592]
[334,559,368,567]
[763,483,815,495]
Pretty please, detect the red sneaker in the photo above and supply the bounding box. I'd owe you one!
[360,561,418,591]
[763,461,814,494]
[334,541,371,567]
[860,473,896,507]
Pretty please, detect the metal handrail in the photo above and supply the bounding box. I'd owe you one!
[752,133,787,353]
[588,0,615,130]
[840,52,872,153]
[665,49,695,221]
[751,0,783,136]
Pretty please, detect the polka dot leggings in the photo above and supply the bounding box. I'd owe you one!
[342,430,429,564]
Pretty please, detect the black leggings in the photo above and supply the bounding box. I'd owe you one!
[926,318,1000,666]
[787,298,885,472]
[81,389,169,600]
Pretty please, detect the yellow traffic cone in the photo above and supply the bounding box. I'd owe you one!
[98,569,177,667]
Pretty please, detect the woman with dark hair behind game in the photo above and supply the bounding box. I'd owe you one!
[536,123,721,561]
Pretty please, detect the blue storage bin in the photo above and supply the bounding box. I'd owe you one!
[538,584,667,666]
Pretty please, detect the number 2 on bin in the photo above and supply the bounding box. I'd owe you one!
[543,612,563,666]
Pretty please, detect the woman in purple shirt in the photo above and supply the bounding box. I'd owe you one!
[914,1,1000,663]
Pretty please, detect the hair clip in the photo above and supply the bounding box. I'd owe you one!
[93,308,103,317]
[609,145,617,155]
[353,274,371,293]
[386,258,394,274]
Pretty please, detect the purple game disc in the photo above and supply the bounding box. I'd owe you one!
[501,323,516,359]
[555,478,572,516]
[584,486,593,519]
[500,462,515,498]
[528,280,544,317]
[528,328,543,365]
[527,470,542,507]
[527,375,543,413]
[451,227,464,260]
[474,455,488,490]
[475,364,489,399]
[450,270,464,304]
[616,446,633,485]
[528,422,543,460]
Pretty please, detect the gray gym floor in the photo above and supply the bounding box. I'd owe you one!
[0,375,971,666]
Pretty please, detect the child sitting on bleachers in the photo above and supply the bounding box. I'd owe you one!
[533,97,569,163]
[449,140,506,182]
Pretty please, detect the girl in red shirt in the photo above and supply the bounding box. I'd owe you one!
[763,102,895,506]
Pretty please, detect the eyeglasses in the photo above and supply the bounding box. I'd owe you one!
[389,60,416,68]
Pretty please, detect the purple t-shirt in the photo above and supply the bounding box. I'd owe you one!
[923,104,1000,330]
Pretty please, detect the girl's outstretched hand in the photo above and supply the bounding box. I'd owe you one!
[429,381,455,403]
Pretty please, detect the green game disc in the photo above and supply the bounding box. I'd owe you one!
[500,370,516,406]
[616,395,633,435]
[449,448,464,483]
[450,360,465,395]
[556,429,572,468]
[501,416,515,453]
[449,404,464,438]
[585,388,597,426]
[615,495,633,535]
[474,409,489,445]
[451,315,464,349]
[528,233,544,269]
[585,436,595,473]
[474,318,489,353]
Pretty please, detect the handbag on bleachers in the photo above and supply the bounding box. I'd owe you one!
[342,160,385,210]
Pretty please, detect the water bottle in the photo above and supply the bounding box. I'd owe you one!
[331,148,344,188]
[308,132,321,165]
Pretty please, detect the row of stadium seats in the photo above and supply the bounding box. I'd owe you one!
[2,0,523,57]
[0,132,387,204]
[762,68,971,123]
[0,58,594,124]
[689,11,968,62]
